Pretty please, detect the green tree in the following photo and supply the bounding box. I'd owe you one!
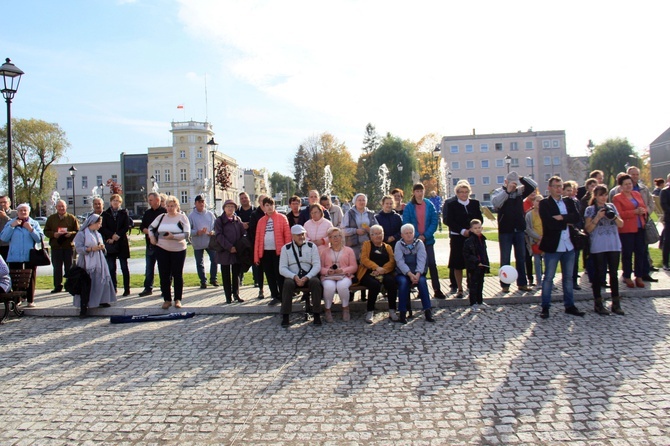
[292,133,356,200]
[0,118,69,215]
[589,138,639,187]
[367,133,417,204]
[293,144,309,195]
[269,171,296,202]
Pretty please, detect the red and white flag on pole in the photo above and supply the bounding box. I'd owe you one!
[177,104,184,109]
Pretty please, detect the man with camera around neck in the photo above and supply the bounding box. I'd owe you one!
[278,224,323,327]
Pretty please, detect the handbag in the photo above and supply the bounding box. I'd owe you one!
[208,234,225,252]
[645,218,660,244]
[29,236,51,266]
[569,226,589,251]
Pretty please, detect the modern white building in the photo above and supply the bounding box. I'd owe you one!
[438,130,568,200]
[52,162,121,216]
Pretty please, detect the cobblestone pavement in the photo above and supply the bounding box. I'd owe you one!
[2,296,669,445]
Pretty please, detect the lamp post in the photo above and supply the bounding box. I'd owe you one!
[208,137,218,212]
[433,144,441,197]
[526,156,534,179]
[0,58,24,205]
[504,155,512,174]
[69,166,77,216]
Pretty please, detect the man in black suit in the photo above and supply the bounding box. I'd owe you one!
[538,176,586,319]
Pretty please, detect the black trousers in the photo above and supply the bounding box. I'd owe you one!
[592,251,620,299]
[106,254,130,292]
[359,273,398,311]
[51,247,74,289]
[467,268,485,305]
[155,247,186,302]
[221,263,241,298]
[261,250,283,298]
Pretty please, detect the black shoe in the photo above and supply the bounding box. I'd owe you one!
[455,292,464,299]
[565,306,585,317]
[50,287,63,294]
[501,286,510,293]
[573,282,582,291]
[122,289,131,297]
[210,281,219,287]
[650,266,660,272]
[399,311,408,324]
[268,298,281,306]
[424,309,435,323]
[138,289,152,297]
[99,303,111,308]
[540,308,549,319]
[200,283,207,289]
[313,313,322,326]
[281,314,290,327]
[257,291,265,300]
[234,295,244,303]
[641,275,659,283]
[434,291,447,299]
[450,286,458,294]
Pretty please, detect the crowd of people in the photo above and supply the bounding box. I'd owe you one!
[0,163,667,324]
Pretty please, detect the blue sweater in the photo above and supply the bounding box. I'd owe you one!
[0,218,44,263]
[402,199,438,246]
[375,210,402,247]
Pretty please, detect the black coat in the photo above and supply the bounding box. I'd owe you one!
[99,207,133,259]
[538,197,580,253]
[445,199,483,236]
[463,234,490,273]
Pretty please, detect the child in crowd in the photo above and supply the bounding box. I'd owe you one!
[463,219,490,313]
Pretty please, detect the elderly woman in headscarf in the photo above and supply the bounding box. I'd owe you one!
[73,214,117,317]
[342,192,377,302]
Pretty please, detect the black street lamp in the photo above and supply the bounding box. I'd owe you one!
[0,58,24,205]
[446,170,452,198]
[433,144,441,196]
[504,155,512,174]
[207,137,218,211]
[69,166,77,216]
[526,156,534,179]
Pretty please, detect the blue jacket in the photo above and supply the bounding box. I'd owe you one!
[402,199,438,246]
[374,210,402,247]
[0,218,44,263]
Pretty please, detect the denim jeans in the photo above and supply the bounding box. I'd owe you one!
[498,231,528,287]
[541,249,575,310]
[396,274,431,312]
[194,248,218,285]
[143,245,158,291]
[619,229,645,278]
[532,254,543,287]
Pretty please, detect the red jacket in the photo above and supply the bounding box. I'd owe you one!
[612,191,647,234]
[254,212,291,263]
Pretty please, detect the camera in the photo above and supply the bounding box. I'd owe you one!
[331,264,338,270]
[604,204,616,220]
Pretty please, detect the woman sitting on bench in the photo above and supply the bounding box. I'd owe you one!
[320,227,357,323]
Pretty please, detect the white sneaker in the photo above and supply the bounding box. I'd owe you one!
[480,302,490,309]
[365,311,374,324]
[471,304,480,313]
[388,310,399,322]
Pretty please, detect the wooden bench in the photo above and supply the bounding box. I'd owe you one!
[0,269,32,323]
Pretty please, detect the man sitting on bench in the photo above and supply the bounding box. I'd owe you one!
[279,225,323,327]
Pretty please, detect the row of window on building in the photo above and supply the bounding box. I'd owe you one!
[62,175,119,191]
[450,157,562,170]
[448,140,562,154]
[451,172,562,188]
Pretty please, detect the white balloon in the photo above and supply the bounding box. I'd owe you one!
[499,265,518,285]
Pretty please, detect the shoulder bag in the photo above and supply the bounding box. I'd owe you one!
[645,218,660,244]
[29,235,51,267]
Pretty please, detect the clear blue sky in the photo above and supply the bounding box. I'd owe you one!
[2,1,669,177]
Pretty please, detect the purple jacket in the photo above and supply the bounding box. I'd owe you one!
[214,214,245,266]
